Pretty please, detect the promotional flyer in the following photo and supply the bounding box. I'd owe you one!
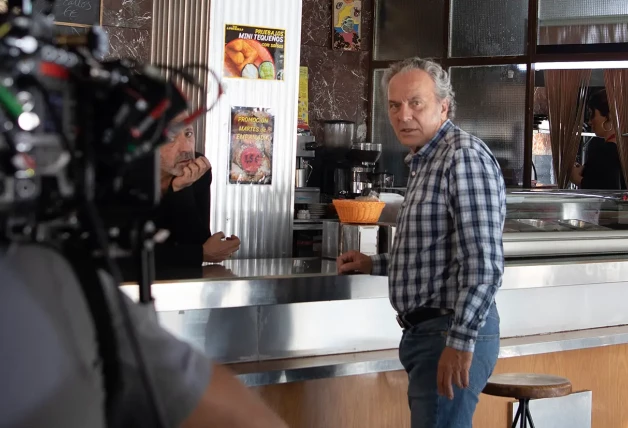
[224,24,286,80]
[229,106,274,184]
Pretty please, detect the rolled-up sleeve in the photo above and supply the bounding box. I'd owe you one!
[445,148,505,353]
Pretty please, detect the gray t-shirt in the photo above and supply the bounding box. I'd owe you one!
[0,244,212,428]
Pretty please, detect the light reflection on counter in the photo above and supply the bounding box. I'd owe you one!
[203,257,338,279]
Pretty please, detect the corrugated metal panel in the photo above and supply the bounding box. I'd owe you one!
[151,0,211,153]
[204,0,302,258]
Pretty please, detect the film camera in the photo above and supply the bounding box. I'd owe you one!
[0,0,220,285]
[0,2,220,425]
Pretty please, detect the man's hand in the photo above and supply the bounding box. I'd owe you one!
[172,156,211,192]
[571,163,584,186]
[336,250,373,274]
[437,346,473,400]
[203,232,241,263]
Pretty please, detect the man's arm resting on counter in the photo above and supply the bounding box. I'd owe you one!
[370,253,389,276]
[182,364,288,428]
[446,148,505,353]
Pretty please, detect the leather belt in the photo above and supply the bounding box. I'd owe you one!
[396,308,453,330]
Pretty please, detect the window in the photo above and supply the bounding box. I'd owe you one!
[450,0,529,57]
[450,65,527,186]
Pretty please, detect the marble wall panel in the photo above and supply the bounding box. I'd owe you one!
[103,26,151,62]
[102,0,153,62]
[102,0,152,29]
[300,0,373,142]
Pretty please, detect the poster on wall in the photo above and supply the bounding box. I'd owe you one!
[332,0,361,51]
[298,67,309,129]
[224,24,285,80]
[229,107,274,185]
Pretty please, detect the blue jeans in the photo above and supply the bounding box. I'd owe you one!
[398,304,500,428]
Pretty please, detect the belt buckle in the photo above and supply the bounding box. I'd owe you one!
[396,314,406,329]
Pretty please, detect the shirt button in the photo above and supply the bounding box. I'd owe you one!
[411,171,416,177]
[402,202,407,207]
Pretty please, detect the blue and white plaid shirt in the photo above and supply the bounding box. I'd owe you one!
[371,120,506,353]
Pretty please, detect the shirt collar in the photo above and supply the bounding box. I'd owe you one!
[404,120,453,165]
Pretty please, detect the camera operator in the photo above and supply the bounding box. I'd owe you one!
[0,3,284,425]
[0,243,287,428]
[154,113,240,277]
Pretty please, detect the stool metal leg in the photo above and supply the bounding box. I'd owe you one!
[511,398,532,428]
[511,402,521,428]
[511,399,523,428]
[525,402,536,428]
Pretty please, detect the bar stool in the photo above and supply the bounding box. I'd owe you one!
[483,373,572,428]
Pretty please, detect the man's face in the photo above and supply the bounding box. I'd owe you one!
[387,69,449,151]
[160,115,195,176]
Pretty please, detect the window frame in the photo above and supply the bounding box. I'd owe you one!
[367,0,628,188]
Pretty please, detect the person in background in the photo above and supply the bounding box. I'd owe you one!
[571,89,625,190]
[156,114,240,275]
[337,57,506,428]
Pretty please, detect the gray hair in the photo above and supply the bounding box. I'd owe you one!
[381,57,456,120]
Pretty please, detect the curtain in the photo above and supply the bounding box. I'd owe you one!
[539,23,628,45]
[545,70,592,188]
[604,69,628,186]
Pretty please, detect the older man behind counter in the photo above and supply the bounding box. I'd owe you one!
[337,58,506,428]
[154,115,240,276]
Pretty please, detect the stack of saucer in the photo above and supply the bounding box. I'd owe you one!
[307,203,328,219]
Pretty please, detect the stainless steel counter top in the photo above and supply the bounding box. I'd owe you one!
[209,257,338,279]
[123,255,628,375]
[120,256,628,311]
[232,325,628,387]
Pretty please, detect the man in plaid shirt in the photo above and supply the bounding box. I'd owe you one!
[337,57,506,428]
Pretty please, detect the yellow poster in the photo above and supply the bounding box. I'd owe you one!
[298,67,309,128]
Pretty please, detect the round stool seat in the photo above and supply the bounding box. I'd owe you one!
[483,373,572,399]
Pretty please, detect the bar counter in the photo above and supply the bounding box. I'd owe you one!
[121,256,628,384]
[120,253,628,426]
[121,255,628,310]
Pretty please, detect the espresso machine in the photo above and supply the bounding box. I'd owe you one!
[312,119,383,199]
[347,143,383,196]
[295,135,317,188]
[293,134,323,256]
[294,134,320,207]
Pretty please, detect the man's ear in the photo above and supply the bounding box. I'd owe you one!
[441,99,449,120]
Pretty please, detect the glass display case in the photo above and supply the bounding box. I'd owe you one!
[504,190,628,258]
